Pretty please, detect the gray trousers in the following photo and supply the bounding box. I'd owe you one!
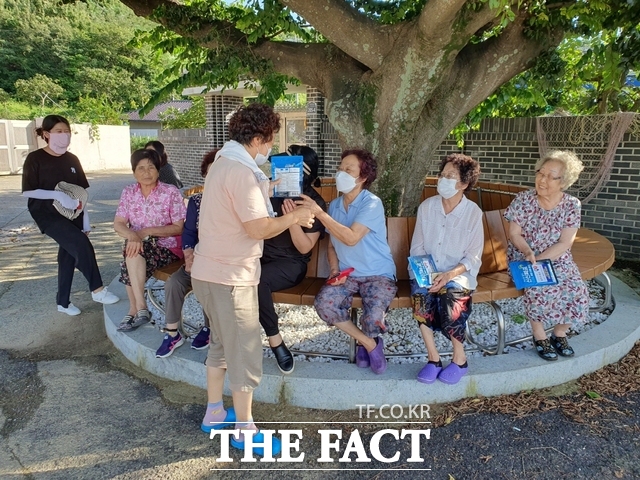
[164,265,210,328]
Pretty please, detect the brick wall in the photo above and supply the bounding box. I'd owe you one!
[159,128,213,187]
[577,138,640,258]
[205,95,244,146]
[306,86,343,176]
[320,119,342,175]
[160,94,244,187]
[426,116,640,259]
[161,91,640,259]
[305,87,324,169]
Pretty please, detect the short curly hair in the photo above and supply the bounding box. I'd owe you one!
[201,149,219,177]
[228,103,280,145]
[439,153,480,192]
[342,149,377,190]
[535,150,584,190]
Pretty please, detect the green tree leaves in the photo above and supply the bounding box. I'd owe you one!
[15,74,64,111]
[159,97,205,129]
[0,0,163,122]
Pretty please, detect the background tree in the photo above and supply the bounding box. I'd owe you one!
[0,89,11,104]
[0,0,166,121]
[459,28,640,137]
[159,96,206,129]
[14,74,64,111]
[119,0,640,214]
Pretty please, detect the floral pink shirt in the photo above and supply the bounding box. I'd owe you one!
[115,182,186,254]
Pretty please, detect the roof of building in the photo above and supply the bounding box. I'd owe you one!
[128,100,193,122]
[182,81,306,97]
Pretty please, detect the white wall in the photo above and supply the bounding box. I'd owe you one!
[35,123,131,172]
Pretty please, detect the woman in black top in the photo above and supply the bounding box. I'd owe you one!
[259,145,326,374]
[21,114,119,315]
[145,140,184,189]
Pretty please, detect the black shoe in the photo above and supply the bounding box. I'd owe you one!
[534,339,558,361]
[550,334,575,357]
[271,343,294,374]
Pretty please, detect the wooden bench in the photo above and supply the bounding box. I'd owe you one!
[148,180,615,360]
[273,213,614,359]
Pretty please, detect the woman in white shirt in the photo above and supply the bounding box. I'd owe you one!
[409,154,483,385]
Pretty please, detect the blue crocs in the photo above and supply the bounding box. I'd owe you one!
[230,430,282,457]
[201,407,236,433]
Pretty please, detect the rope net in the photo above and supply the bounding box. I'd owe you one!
[536,112,638,203]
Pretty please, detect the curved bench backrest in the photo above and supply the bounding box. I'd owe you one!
[318,177,527,213]
[307,211,513,283]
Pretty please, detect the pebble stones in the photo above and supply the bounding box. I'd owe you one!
[146,279,610,364]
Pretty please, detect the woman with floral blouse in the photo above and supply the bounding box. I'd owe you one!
[113,148,186,331]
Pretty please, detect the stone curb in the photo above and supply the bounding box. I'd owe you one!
[104,274,640,409]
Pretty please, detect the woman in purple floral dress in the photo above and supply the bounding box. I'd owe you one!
[504,150,589,361]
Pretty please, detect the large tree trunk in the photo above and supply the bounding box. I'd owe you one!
[322,15,563,216]
[117,0,564,215]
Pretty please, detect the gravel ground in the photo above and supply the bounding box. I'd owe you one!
[146,278,610,362]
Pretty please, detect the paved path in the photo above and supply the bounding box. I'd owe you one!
[1,172,639,479]
[0,170,130,355]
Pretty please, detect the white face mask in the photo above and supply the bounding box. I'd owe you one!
[437,177,459,199]
[254,143,271,166]
[336,171,358,193]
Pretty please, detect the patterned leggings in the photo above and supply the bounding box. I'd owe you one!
[314,275,398,338]
[410,279,473,343]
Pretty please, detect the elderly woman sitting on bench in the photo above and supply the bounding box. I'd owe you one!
[113,148,186,331]
[409,153,483,385]
[298,149,397,375]
[504,150,588,361]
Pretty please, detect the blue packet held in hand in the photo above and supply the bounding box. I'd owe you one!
[509,259,558,289]
[408,254,438,288]
[271,155,303,198]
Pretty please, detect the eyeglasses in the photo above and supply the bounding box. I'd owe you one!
[438,173,460,181]
[535,170,562,182]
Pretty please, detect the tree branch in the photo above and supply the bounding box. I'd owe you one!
[282,0,392,69]
[120,0,249,48]
[458,2,504,41]
[120,0,368,95]
[422,14,564,140]
[418,0,469,37]
[254,42,367,97]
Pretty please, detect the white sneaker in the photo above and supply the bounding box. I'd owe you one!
[57,303,81,316]
[92,287,119,305]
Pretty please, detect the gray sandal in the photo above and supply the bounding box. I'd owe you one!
[130,309,151,329]
[117,315,135,331]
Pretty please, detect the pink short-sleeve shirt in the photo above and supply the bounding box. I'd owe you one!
[115,182,186,252]
[191,157,270,285]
